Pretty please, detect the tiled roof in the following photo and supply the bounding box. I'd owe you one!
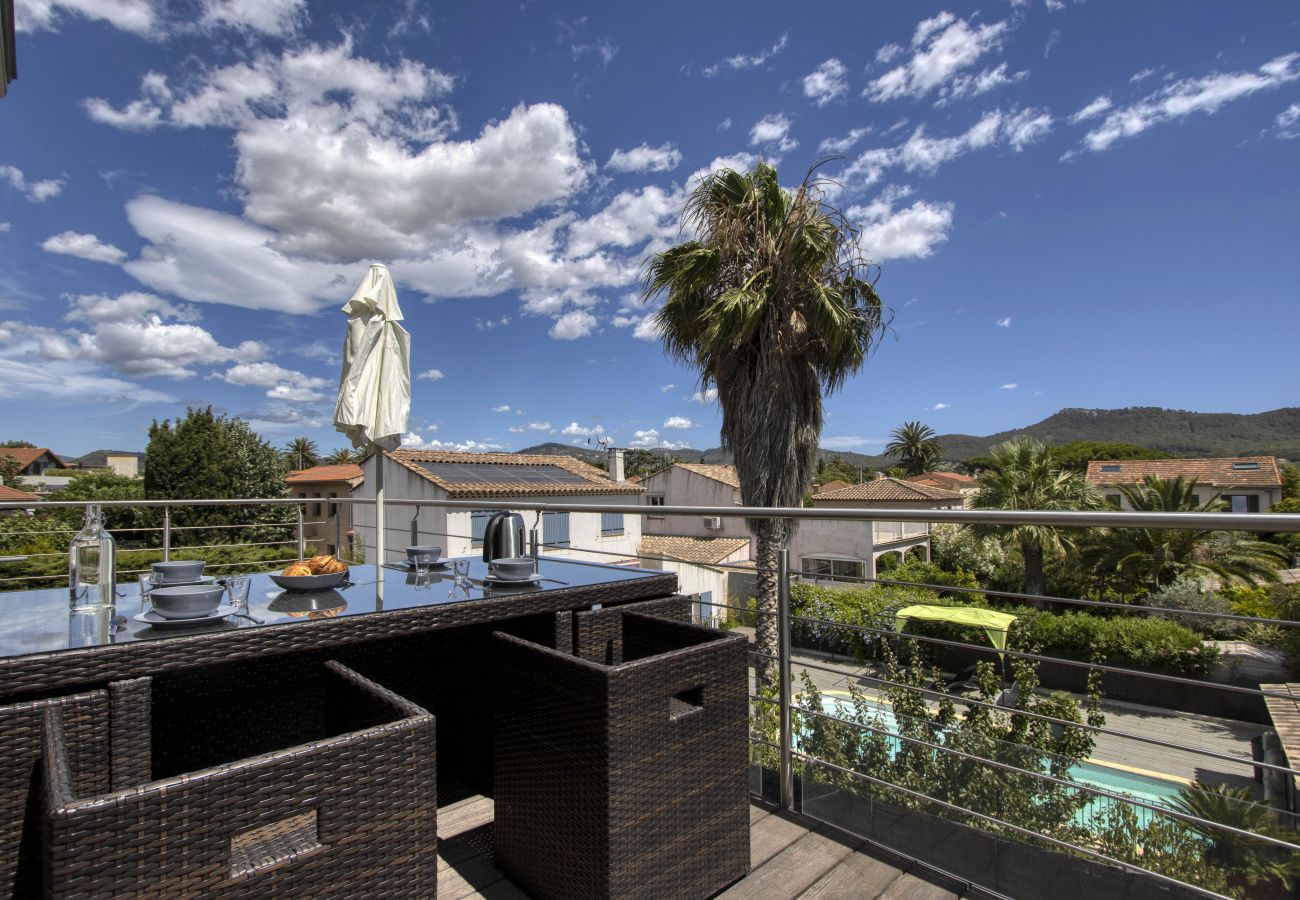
[286,464,364,486]
[813,480,852,494]
[909,472,977,490]
[0,485,40,502]
[386,450,644,498]
[639,535,750,565]
[811,476,964,504]
[0,447,64,469]
[1085,456,1282,489]
[677,463,740,489]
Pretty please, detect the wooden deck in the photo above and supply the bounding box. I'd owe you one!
[436,794,973,899]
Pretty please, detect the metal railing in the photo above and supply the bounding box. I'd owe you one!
[3,494,1299,897]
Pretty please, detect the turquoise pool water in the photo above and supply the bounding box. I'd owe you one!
[807,695,1183,830]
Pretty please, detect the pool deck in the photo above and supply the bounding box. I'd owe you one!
[781,644,1262,792]
[436,793,980,899]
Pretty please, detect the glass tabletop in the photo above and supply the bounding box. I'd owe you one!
[0,556,662,660]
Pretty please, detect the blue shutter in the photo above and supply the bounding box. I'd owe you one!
[543,511,570,548]
[471,510,491,546]
[600,511,624,535]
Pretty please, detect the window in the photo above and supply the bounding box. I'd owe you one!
[543,510,570,548]
[1231,462,1260,471]
[1100,464,1122,473]
[1191,494,1200,506]
[646,493,665,517]
[1105,494,1122,510]
[328,492,338,517]
[1224,495,1259,513]
[470,510,492,547]
[600,511,624,536]
[312,492,322,518]
[801,557,866,584]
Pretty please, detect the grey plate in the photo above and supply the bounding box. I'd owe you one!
[391,559,449,570]
[152,576,217,587]
[267,570,349,591]
[481,573,543,586]
[134,605,236,629]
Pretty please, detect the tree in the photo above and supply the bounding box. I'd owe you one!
[323,447,361,465]
[643,160,887,683]
[1082,476,1287,594]
[958,455,997,476]
[146,408,292,546]
[1281,463,1300,501]
[0,440,36,448]
[0,454,31,491]
[884,421,942,476]
[284,437,320,470]
[1050,440,1172,473]
[48,470,150,538]
[970,439,1102,599]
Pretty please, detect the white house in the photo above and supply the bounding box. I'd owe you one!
[1085,457,1284,513]
[351,449,644,566]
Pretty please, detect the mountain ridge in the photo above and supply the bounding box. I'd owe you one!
[518,406,1300,467]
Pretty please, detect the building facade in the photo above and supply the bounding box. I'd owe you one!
[285,464,365,558]
[1085,456,1284,513]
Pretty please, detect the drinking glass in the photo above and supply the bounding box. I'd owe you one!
[452,558,471,591]
[226,575,251,612]
[137,572,160,614]
[412,552,434,577]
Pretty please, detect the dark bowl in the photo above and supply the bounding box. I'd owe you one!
[149,584,224,620]
[268,570,348,592]
[267,589,347,616]
[406,545,443,561]
[488,557,534,581]
[151,559,206,584]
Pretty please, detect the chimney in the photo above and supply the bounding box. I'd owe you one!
[607,447,625,483]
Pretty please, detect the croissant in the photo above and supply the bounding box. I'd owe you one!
[283,563,313,577]
[307,555,335,574]
[320,558,347,575]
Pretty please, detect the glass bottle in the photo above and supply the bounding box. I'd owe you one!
[69,504,117,614]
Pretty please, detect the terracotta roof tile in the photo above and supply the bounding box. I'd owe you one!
[1085,457,1282,489]
[286,464,364,486]
[813,480,852,494]
[386,450,644,498]
[908,472,977,490]
[676,463,740,489]
[811,476,963,504]
[639,535,750,565]
[0,485,40,502]
[0,448,65,469]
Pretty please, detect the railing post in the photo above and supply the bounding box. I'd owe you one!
[162,507,171,562]
[778,543,794,810]
[335,507,342,559]
[296,504,305,560]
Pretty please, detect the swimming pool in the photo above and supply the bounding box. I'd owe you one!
[804,695,1184,831]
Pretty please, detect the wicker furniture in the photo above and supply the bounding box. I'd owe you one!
[42,659,436,898]
[494,611,750,899]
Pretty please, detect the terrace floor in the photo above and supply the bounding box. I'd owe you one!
[437,794,975,899]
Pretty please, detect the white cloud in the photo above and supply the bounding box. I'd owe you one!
[703,33,787,77]
[508,426,525,434]
[932,402,950,410]
[691,388,719,404]
[0,223,10,232]
[549,310,597,340]
[605,143,682,173]
[200,0,305,36]
[996,316,1012,327]
[999,382,1018,390]
[864,12,1011,103]
[491,404,511,413]
[749,113,798,151]
[821,435,882,450]
[629,429,664,448]
[718,118,732,131]
[526,421,553,431]
[566,185,680,258]
[848,186,954,261]
[1003,108,1054,150]
[16,0,155,36]
[1274,102,1300,139]
[610,310,663,341]
[41,231,127,265]
[1044,0,1065,11]
[416,368,444,380]
[561,422,605,437]
[0,165,65,202]
[1079,53,1300,154]
[875,43,903,65]
[936,62,1028,106]
[663,416,693,429]
[1070,95,1112,124]
[63,291,197,324]
[221,362,329,402]
[803,59,848,107]
[659,383,676,392]
[1130,67,1157,84]
[400,434,505,452]
[818,127,872,154]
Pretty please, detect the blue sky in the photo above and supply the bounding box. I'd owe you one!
[1,1,1297,458]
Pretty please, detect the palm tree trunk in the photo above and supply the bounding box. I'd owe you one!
[753,532,779,690]
[1021,536,1046,606]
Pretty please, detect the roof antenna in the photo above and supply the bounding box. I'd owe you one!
[588,436,611,453]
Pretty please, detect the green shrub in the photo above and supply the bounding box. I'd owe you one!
[1147,578,1241,639]
[1009,608,1217,676]
[790,581,950,659]
[884,558,983,601]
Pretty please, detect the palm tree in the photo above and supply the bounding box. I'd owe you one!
[643,160,888,683]
[284,437,320,471]
[970,439,1102,600]
[1083,476,1287,594]
[884,421,942,476]
[324,447,359,465]
[1167,781,1300,888]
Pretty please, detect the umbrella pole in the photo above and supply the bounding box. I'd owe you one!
[375,447,385,609]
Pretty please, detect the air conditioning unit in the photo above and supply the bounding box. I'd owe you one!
[703,516,723,530]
